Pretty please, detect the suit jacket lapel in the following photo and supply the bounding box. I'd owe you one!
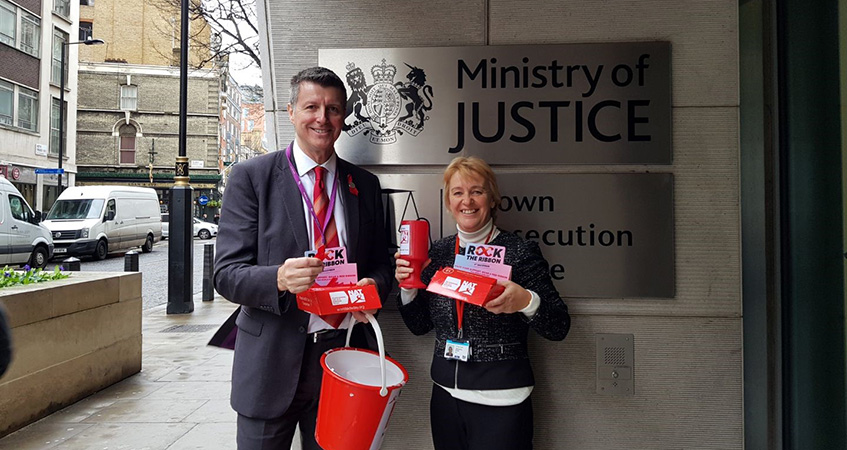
[338,159,360,263]
[274,145,309,254]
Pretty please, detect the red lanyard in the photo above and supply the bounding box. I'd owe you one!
[453,227,494,337]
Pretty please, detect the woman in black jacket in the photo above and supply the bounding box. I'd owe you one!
[395,156,570,450]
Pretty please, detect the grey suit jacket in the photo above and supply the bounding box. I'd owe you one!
[213,148,393,419]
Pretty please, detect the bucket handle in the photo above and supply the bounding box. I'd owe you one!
[345,312,388,397]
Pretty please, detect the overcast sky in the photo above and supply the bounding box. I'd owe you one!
[229,52,263,88]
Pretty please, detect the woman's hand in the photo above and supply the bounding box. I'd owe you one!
[484,279,532,314]
[394,252,430,284]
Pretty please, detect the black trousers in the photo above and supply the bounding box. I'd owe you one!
[430,384,534,450]
[236,330,347,450]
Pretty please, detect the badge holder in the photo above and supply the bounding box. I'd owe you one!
[444,339,470,362]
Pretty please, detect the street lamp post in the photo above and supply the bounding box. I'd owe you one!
[167,0,194,314]
[57,38,104,195]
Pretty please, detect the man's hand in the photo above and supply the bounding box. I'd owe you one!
[484,279,532,314]
[351,278,378,323]
[277,257,324,294]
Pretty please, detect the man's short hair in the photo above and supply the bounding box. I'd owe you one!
[289,67,347,108]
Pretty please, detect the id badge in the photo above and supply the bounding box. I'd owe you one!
[444,339,470,362]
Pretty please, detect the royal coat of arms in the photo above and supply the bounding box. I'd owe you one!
[343,59,434,144]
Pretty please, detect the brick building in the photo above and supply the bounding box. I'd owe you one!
[74,0,223,213]
[240,91,265,155]
[219,73,240,168]
[75,63,221,210]
[0,0,83,211]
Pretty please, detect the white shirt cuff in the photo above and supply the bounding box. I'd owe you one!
[520,290,541,319]
[400,287,418,305]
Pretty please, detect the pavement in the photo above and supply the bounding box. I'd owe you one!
[0,293,267,450]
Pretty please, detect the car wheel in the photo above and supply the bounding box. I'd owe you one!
[94,239,108,261]
[29,246,48,269]
[198,229,211,240]
[141,234,154,253]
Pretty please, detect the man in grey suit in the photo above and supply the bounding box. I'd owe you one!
[214,67,393,449]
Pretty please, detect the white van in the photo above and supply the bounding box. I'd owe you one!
[0,177,53,268]
[43,186,162,260]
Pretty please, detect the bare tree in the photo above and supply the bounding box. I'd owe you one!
[152,0,261,70]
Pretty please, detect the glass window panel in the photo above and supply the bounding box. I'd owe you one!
[9,195,25,221]
[120,149,135,164]
[17,87,37,131]
[120,136,135,149]
[52,29,67,85]
[0,80,12,126]
[53,0,70,17]
[20,13,39,57]
[79,21,92,41]
[0,1,15,46]
[120,126,136,164]
[120,85,137,110]
[50,98,65,156]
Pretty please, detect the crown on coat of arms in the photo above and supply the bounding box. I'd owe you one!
[371,59,397,83]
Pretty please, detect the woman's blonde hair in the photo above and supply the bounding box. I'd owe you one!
[442,156,501,219]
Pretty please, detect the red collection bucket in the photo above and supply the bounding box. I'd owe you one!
[315,313,409,450]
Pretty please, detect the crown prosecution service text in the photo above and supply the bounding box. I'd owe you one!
[498,194,634,281]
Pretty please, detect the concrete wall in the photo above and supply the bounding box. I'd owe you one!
[0,272,142,437]
[259,0,741,448]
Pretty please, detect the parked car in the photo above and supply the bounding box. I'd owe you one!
[43,186,162,260]
[193,217,218,240]
[160,214,218,240]
[0,177,53,268]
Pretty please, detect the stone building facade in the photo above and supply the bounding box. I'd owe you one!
[74,0,223,212]
[75,62,221,211]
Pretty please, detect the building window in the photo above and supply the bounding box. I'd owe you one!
[0,0,40,57]
[0,80,12,126]
[120,85,137,110]
[53,0,70,18]
[80,0,94,6]
[17,86,37,131]
[119,124,136,164]
[50,98,66,156]
[79,21,92,41]
[19,12,38,55]
[0,79,40,131]
[0,1,14,47]
[52,28,68,86]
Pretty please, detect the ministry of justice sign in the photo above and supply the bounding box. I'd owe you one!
[320,42,671,165]
[380,173,674,298]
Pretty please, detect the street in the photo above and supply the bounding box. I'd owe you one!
[47,238,217,310]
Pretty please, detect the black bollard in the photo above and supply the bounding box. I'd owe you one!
[202,243,214,301]
[124,250,139,272]
[62,257,81,271]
